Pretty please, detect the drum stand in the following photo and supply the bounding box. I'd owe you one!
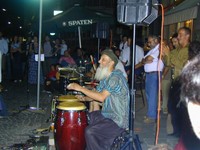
[63,76,69,95]
[59,74,71,95]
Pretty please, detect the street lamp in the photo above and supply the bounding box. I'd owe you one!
[53,10,63,16]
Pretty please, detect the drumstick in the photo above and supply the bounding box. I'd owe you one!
[90,55,96,71]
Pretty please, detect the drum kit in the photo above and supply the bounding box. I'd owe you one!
[51,95,89,150]
[58,66,90,95]
[48,66,99,150]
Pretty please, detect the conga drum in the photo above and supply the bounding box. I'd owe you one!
[55,101,88,150]
[51,95,78,121]
[57,95,78,102]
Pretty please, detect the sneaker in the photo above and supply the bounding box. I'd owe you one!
[144,117,156,124]
[19,80,22,83]
[14,80,18,83]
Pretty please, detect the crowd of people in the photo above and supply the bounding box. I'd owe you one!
[0,34,93,92]
[161,27,200,149]
[0,26,200,149]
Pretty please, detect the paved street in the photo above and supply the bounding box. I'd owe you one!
[0,79,178,149]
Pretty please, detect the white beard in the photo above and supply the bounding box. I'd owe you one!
[94,66,109,81]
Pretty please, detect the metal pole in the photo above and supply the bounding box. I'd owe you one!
[131,24,142,150]
[131,24,136,124]
[97,38,100,60]
[37,0,43,109]
[78,26,82,48]
[127,24,136,150]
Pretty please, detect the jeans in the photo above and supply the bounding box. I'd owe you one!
[145,72,161,119]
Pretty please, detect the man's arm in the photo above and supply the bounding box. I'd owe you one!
[162,66,170,79]
[67,83,110,102]
[135,62,143,69]
[141,55,154,64]
[135,55,154,69]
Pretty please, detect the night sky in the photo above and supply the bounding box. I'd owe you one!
[0,0,73,35]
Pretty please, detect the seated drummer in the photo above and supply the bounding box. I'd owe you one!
[67,49,130,150]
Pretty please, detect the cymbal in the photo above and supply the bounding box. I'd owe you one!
[78,66,85,70]
[69,77,79,81]
[58,67,76,72]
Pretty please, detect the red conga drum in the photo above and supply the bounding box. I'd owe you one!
[51,95,78,121]
[57,95,78,102]
[55,101,87,150]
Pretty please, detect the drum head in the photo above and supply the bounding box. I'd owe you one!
[58,95,78,102]
[56,101,86,111]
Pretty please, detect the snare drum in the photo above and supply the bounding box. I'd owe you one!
[55,101,88,150]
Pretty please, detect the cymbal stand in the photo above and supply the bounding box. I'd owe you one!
[63,76,69,95]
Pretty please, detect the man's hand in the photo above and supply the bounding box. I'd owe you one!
[75,95,93,102]
[67,83,83,91]
[76,95,86,101]
[162,44,170,56]
[141,57,153,64]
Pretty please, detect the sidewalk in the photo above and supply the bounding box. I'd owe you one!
[0,81,52,149]
[0,80,178,149]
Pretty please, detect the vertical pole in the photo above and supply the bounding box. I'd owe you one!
[110,29,113,48]
[37,0,43,109]
[128,24,136,150]
[131,24,136,121]
[78,26,82,48]
[131,24,142,150]
[97,38,100,60]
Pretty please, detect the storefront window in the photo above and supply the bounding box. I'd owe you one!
[165,19,193,41]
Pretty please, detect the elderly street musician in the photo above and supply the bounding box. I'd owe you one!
[67,49,130,150]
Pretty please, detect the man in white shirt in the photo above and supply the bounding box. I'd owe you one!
[141,35,164,123]
[135,45,144,75]
[119,37,131,75]
[113,48,127,79]
[43,36,53,76]
[119,35,128,51]
[60,39,68,56]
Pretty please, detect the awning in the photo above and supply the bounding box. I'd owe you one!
[164,0,200,25]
